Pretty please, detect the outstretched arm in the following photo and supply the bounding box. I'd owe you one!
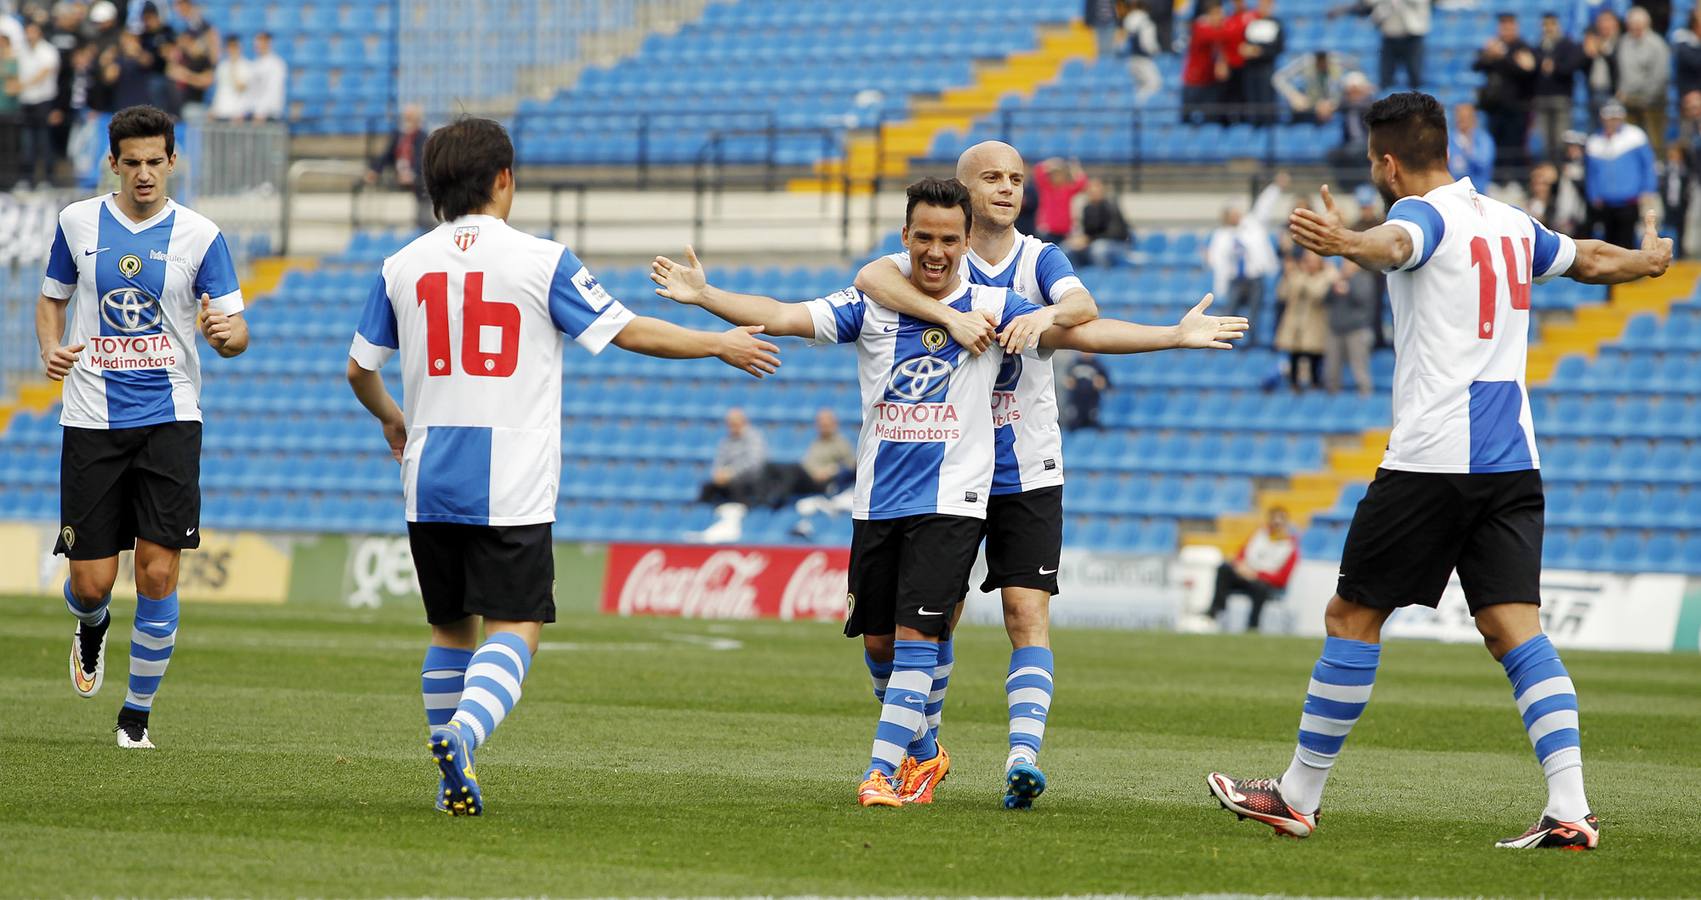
[998,285,1102,353]
[1565,210,1672,284]
[652,245,816,339]
[611,316,781,378]
[854,256,997,354]
[1040,294,1248,352]
[1289,184,1414,272]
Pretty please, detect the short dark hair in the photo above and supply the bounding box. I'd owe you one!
[904,176,973,234]
[1497,12,1518,21]
[1363,91,1449,171]
[422,117,514,222]
[109,105,176,159]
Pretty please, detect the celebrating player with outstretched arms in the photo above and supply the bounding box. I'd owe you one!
[345,117,778,816]
[1207,92,1670,850]
[652,176,1245,808]
[41,105,250,749]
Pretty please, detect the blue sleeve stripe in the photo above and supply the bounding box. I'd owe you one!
[45,224,76,286]
[1033,243,1077,304]
[833,291,866,343]
[1530,217,1562,278]
[1000,291,1041,325]
[193,233,242,300]
[548,247,599,338]
[354,271,399,349]
[1389,198,1445,269]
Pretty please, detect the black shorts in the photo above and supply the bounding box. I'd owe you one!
[55,422,201,561]
[407,522,556,625]
[845,514,983,639]
[980,485,1064,596]
[1336,468,1544,615]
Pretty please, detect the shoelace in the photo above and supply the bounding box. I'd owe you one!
[1241,777,1281,791]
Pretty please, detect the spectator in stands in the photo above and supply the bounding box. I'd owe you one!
[1663,143,1690,256]
[1324,259,1378,396]
[1206,506,1299,632]
[246,29,283,121]
[1474,14,1537,182]
[1,30,19,108]
[1276,250,1330,390]
[1033,157,1087,244]
[1251,169,1293,230]
[1061,351,1111,430]
[1122,0,1163,102]
[1534,12,1584,164]
[100,29,152,111]
[1448,102,1496,188]
[207,31,247,120]
[1272,49,1354,120]
[1070,178,1132,268]
[1331,0,1429,90]
[1527,160,1587,235]
[1182,0,1232,124]
[136,2,173,110]
[1568,0,1626,38]
[165,30,211,119]
[1557,130,1593,232]
[1676,90,1701,161]
[1221,0,1259,121]
[172,0,217,56]
[1324,71,1376,181]
[1615,6,1668,158]
[744,408,856,510]
[1239,0,1284,125]
[1085,0,1121,59]
[16,19,58,189]
[366,103,432,229]
[1584,101,1656,247]
[697,407,767,507]
[1206,203,1279,341]
[1673,8,1701,99]
[1581,8,1621,117]
[44,1,83,162]
[1015,176,1038,236]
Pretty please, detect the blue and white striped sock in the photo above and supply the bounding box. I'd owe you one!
[123,591,179,714]
[864,650,892,703]
[1006,645,1054,769]
[422,646,473,729]
[865,640,936,779]
[906,637,953,756]
[449,633,531,749]
[1279,636,1380,814]
[1501,634,1590,821]
[64,579,110,627]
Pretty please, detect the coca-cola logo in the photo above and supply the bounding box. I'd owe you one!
[617,549,764,619]
[779,551,850,621]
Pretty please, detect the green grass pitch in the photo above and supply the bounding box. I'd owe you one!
[3,595,1697,897]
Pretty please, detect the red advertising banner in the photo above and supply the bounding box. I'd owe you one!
[601,543,851,621]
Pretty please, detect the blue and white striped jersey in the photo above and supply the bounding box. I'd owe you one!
[885,231,1084,494]
[41,195,244,429]
[805,281,1040,521]
[349,216,636,526]
[1379,177,1577,474]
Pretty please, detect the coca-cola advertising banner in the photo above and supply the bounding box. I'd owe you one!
[601,543,851,621]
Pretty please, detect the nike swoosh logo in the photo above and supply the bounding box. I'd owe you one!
[185,528,196,536]
[917,607,943,615]
[902,696,925,706]
[1038,566,1057,575]
[85,248,109,256]
[883,325,898,333]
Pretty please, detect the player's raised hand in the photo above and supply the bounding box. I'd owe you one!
[1641,208,1673,276]
[200,293,233,349]
[42,343,84,381]
[715,324,782,379]
[998,305,1058,354]
[651,245,709,305]
[1290,184,1354,258]
[1175,293,1249,349]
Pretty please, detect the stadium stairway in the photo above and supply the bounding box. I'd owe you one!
[1187,262,1701,575]
[791,22,1096,191]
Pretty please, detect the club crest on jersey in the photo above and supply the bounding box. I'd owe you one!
[101,286,162,333]
[453,226,479,251]
[995,353,1023,391]
[117,254,143,277]
[887,355,954,402]
[921,327,948,352]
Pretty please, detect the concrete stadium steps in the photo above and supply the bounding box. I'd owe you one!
[793,23,1095,190]
[1184,262,1701,557]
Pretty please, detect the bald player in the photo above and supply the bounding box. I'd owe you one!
[854,142,1221,808]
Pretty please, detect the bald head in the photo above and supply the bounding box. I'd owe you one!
[955,141,1026,233]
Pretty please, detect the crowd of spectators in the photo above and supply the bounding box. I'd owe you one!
[1,0,285,189]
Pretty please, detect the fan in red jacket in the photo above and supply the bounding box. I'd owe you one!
[1182,0,1235,122]
[1207,506,1300,631]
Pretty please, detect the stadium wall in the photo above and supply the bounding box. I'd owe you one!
[3,522,1695,652]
